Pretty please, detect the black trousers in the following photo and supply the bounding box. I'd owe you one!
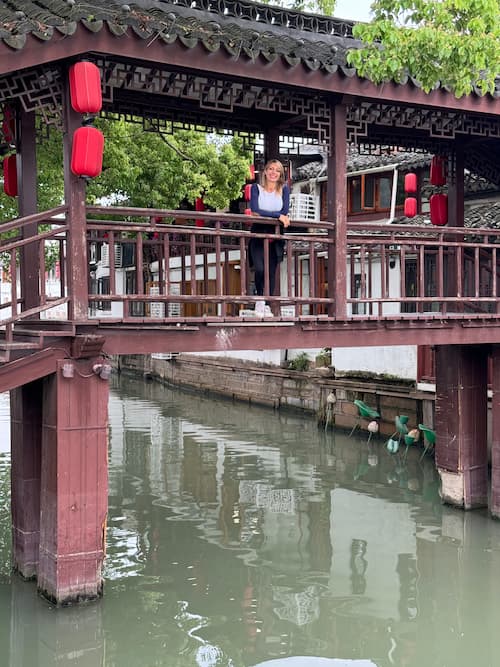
[248,238,279,296]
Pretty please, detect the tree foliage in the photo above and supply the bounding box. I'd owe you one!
[0,119,252,224]
[257,0,337,17]
[348,0,500,97]
[88,120,252,211]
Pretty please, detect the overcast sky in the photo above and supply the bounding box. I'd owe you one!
[334,0,373,22]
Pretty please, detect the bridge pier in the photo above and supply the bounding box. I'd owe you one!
[10,360,109,604]
[435,345,489,510]
[490,346,500,518]
[11,379,43,579]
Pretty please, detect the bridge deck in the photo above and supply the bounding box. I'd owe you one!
[1,204,500,391]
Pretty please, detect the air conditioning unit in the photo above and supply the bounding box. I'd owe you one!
[168,283,181,317]
[289,193,319,222]
[151,352,179,360]
[100,243,123,268]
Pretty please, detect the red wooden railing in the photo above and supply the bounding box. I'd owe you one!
[0,206,69,340]
[1,206,500,333]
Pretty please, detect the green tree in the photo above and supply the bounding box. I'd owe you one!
[89,120,252,211]
[0,119,252,222]
[348,0,500,97]
[257,0,337,17]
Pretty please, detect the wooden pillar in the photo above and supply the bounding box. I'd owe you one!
[448,145,465,227]
[263,128,280,163]
[444,147,464,314]
[435,345,488,509]
[18,107,40,311]
[491,345,500,518]
[10,379,43,579]
[326,101,347,319]
[37,359,108,604]
[62,67,89,320]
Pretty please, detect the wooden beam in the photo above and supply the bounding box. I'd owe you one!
[0,28,498,115]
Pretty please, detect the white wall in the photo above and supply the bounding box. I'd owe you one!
[333,345,417,380]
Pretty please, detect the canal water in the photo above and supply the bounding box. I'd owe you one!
[1,377,500,666]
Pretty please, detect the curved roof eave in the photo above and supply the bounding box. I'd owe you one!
[0,0,498,116]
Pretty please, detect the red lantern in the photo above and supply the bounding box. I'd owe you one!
[243,183,252,201]
[249,164,255,180]
[404,197,417,218]
[430,193,448,226]
[71,126,104,178]
[3,154,17,197]
[2,106,15,144]
[404,172,417,194]
[195,196,205,228]
[69,62,102,114]
[430,156,446,186]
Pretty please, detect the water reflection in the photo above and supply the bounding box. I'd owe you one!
[1,378,500,666]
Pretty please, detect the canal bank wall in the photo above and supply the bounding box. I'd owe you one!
[115,354,436,438]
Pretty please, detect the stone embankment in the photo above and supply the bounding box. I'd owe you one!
[115,354,435,438]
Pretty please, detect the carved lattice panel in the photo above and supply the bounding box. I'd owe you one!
[0,66,63,127]
[347,102,500,143]
[98,59,332,145]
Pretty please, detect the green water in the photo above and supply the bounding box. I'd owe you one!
[0,377,500,666]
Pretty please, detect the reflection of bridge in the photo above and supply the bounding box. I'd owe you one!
[1,0,500,604]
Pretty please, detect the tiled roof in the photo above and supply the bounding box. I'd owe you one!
[0,0,360,75]
[1,0,498,106]
[296,150,435,180]
[395,201,500,230]
[295,149,499,197]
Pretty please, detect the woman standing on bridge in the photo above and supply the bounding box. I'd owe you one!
[248,159,290,315]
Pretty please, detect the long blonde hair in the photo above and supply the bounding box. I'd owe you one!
[260,159,285,194]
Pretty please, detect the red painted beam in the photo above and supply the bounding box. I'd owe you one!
[93,319,500,357]
[0,347,70,394]
[0,27,498,115]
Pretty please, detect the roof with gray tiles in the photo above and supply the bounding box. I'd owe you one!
[295,149,499,198]
[0,0,498,100]
[0,0,360,75]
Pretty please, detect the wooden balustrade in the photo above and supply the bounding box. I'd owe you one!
[1,206,500,327]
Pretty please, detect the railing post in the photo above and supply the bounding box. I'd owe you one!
[327,101,347,319]
[62,66,89,320]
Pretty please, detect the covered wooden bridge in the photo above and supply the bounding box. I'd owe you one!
[1,0,500,603]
